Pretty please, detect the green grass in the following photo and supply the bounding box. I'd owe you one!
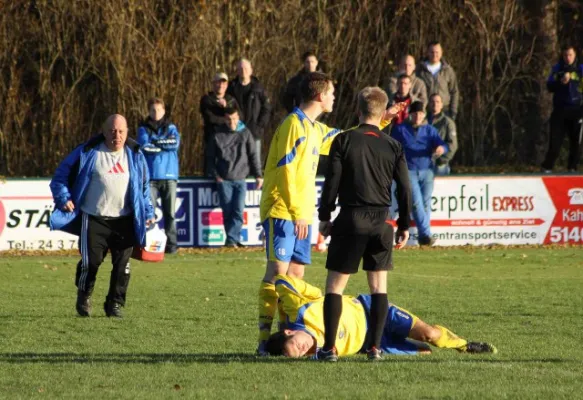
[1,246,582,399]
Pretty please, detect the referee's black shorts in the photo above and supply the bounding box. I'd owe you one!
[325,208,394,274]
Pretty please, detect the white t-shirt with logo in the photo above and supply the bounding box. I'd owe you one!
[81,143,132,217]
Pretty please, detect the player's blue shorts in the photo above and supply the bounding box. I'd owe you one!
[357,294,425,355]
[262,218,312,265]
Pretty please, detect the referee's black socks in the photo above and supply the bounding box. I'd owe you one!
[370,293,389,350]
[323,293,343,351]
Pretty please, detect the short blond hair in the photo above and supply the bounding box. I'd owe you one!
[357,87,388,119]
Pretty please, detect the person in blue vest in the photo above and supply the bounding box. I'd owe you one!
[137,97,181,254]
[50,114,155,318]
[541,45,583,173]
[391,101,448,246]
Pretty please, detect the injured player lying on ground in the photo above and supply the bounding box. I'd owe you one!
[265,275,497,359]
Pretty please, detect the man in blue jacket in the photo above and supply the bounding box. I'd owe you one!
[542,45,583,173]
[392,101,448,246]
[137,98,181,254]
[50,114,155,318]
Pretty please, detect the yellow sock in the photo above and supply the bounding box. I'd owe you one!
[258,281,278,345]
[432,325,468,349]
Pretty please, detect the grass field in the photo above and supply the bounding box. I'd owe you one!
[1,246,582,399]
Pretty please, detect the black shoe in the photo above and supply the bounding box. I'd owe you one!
[104,302,123,318]
[76,290,92,317]
[224,242,237,248]
[459,342,498,354]
[316,347,338,362]
[418,236,436,246]
[235,242,246,248]
[165,246,178,254]
[366,346,382,361]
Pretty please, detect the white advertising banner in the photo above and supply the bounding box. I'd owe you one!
[393,177,556,246]
[1,175,582,250]
[0,180,79,250]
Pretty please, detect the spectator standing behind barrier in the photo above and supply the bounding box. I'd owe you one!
[541,45,583,173]
[388,74,417,125]
[282,51,320,113]
[200,72,239,174]
[137,97,181,254]
[228,58,272,164]
[49,115,155,318]
[428,93,458,176]
[388,55,428,108]
[417,42,459,120]
[206,107,263,247]
[392,101,448,246]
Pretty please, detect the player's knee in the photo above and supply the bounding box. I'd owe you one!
[263,261,288,282]
[412,321,441,343]
[287,269,304,280]
[366,271,387,293]
[425,325,443,344]
[288,262,305,279]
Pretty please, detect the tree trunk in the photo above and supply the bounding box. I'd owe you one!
[523,0,558,165]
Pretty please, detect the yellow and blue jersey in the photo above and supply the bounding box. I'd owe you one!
[259,108,340,222]
[274,275,424,356]
[274,274,368,356]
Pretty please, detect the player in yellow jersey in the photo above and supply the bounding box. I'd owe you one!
[256,72,339,354]
[265,275,497,358]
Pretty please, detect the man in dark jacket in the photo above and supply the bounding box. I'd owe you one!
[388,74,419,126]
[387,55,428,108]
[207,107,263,247]
[137,97,181,254]
[282,51,320,113]
[428,93,458,175]
[200,72,239,174]
[417,42,459,120]
[541,45,583,173]
[227,59,272,164]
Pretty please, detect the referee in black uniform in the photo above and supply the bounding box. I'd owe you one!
[316,87,412,361]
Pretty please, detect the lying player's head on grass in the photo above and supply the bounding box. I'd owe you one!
[265,329,316,358]
[357,86,389,121]
[300,72,335,112]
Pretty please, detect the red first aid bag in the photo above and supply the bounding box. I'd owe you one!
[131,225,167,262]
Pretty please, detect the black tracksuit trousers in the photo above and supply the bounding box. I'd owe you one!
[542,107,582,171]
[75,213,135,306]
